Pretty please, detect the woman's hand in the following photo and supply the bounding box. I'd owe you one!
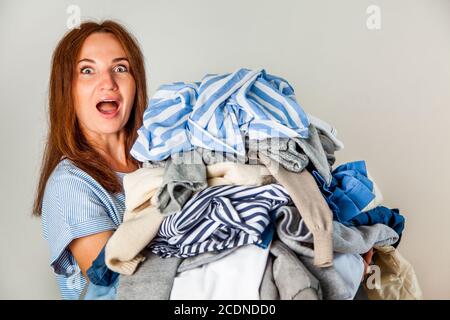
[361,248,375,281]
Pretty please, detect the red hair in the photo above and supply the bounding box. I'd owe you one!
[33,20,147,216]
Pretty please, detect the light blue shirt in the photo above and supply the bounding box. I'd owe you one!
[41,159,126,300]
[131,68,310,162]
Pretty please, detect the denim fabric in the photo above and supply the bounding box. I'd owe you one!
[260,215,275,249]
[312,160,375,223]
[84,276,119,300]
[86,246,119,287]
[348,206,405,235]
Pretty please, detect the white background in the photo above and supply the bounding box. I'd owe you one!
[0,0,449,299]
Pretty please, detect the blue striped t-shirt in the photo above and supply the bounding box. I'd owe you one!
[41,159,126,300]
[131,68,310,162]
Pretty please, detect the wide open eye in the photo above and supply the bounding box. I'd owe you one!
[113,65,128,73]
[80,67,94,74]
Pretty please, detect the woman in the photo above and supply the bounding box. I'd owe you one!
[33,20,147,299]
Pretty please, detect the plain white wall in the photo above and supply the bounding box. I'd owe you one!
[1,0,449,299]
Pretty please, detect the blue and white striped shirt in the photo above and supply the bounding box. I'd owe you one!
[150,184,291,258]
[131,68,310,162]
[41,159,126,300]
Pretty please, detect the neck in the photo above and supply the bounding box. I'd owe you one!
[84,129,137,173]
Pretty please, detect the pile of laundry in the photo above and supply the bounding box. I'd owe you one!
[85,68,422,300]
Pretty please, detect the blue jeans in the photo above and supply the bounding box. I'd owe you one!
[84,246,120,300]
[84,276,119,300]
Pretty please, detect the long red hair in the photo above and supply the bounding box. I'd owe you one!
[33,20,147,216]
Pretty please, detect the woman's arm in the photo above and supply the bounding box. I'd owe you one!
[69,230,113,279]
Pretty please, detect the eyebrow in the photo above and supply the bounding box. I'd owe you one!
[77,57,129,64]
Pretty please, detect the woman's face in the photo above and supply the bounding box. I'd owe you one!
[73,32,136,138]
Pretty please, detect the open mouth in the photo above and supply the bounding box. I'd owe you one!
[96,99,120,116]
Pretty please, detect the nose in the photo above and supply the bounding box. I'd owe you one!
[98,70,118,91]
